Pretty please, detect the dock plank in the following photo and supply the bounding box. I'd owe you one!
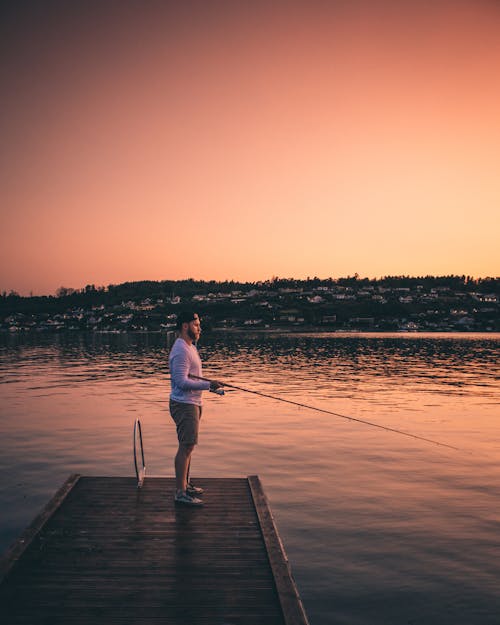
[0,476,309,625]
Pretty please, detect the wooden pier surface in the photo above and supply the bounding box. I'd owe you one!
[0,475,309,625]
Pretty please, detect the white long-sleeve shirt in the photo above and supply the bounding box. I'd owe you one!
[169,338,210,406]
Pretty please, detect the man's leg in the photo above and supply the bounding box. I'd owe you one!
[186,406,201,487]
[186,457,191,488]
[174,443,194,494]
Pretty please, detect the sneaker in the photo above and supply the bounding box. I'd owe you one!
[174,491,203,506]
[186,482,204,496]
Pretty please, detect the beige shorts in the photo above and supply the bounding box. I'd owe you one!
[169,399,202,446]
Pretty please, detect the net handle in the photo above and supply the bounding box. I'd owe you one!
[133,418,146,488]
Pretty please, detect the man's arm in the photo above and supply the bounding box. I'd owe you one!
[170,352,211,391]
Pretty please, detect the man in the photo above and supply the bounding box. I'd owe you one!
[169,311,222,506]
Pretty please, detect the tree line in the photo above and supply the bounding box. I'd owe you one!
[1,274,499,316]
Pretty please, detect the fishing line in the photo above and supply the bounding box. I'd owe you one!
[189,374,462,452]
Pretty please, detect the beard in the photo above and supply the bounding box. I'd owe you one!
[188,327,199,341]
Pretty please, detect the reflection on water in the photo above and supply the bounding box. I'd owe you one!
[0,332,499,625]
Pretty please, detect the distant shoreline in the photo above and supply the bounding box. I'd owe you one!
[1,328,499,338]
[210,328,500,338]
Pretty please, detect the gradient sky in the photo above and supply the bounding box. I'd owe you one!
[1,0,499,295]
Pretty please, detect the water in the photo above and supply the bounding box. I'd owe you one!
[1,331,499,624]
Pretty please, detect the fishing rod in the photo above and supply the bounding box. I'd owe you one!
[190,374,462,452]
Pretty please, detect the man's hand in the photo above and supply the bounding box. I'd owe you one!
[209,380,223,392]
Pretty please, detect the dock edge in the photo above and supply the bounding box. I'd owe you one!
[248,475,310,625]
[0,473,81,582]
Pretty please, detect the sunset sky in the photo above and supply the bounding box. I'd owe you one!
[1,0,499,295]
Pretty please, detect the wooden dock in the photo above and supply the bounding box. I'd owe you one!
[0,475,309,625]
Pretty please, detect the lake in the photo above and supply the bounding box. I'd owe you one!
[0,331,499,624]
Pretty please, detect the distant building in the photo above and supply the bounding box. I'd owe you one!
[321,315,337,324]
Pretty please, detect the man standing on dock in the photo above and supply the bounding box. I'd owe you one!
[169,311,222,506]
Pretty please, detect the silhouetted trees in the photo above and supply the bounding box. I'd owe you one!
[1,275,498,322]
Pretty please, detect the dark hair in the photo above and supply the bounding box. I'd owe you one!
[175,310,198,330]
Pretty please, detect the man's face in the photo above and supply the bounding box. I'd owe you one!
[186,315,201,342]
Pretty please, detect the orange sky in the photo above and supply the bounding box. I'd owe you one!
[1,1,499,295]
